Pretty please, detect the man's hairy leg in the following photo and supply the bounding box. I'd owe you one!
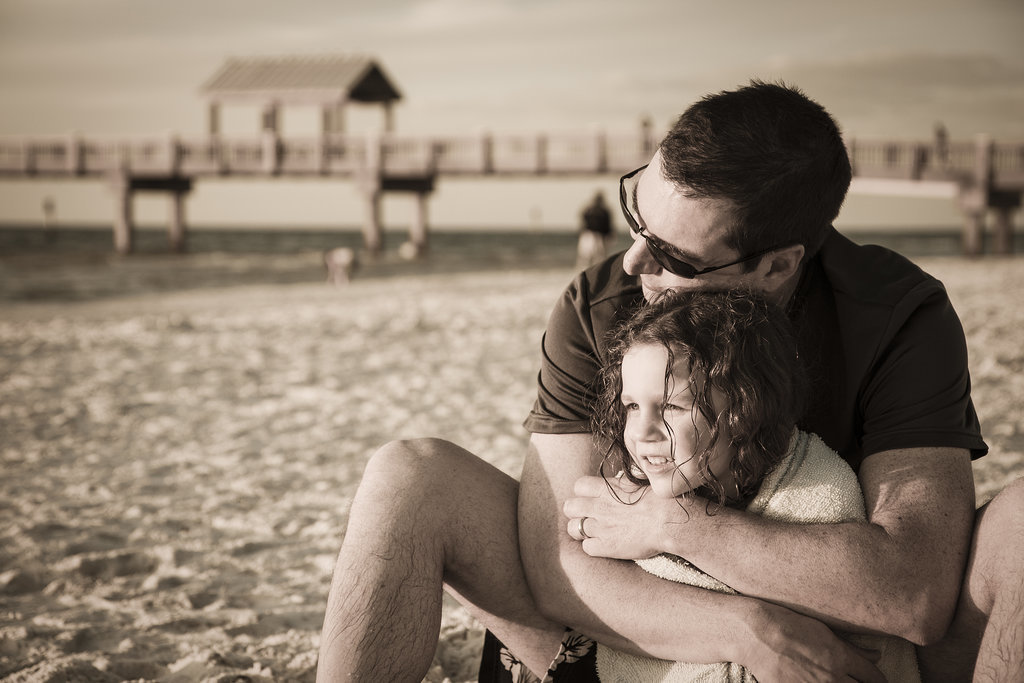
[918,477,1024,682]
[316,438,565,682]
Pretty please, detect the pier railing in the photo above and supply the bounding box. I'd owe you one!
[0,132,657,179]
[2,131,1021,256]
[5,132,1020,186]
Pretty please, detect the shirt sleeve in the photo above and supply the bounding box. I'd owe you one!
[523,276,603,434]
[858,281,987,459]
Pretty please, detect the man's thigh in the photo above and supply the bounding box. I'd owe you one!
[917,477,1024,681]
[382,438,568,676]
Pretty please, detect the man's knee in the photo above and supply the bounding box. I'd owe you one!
[360,437,484,505]
[984,476,1024,517]
[971,476,1024,610]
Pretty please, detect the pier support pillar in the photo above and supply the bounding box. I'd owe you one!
[169,191,188,253]
[989,190,1021,254]
[993,208,1015,254]
[361,186,383,256]
[112,173,134,255]
[208,102,220,137]
[109,174,193,255]
[404,192,429,258]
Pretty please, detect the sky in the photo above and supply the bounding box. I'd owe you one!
[1,0,1022,232]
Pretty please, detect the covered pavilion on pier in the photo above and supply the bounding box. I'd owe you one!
[111,54,430,255]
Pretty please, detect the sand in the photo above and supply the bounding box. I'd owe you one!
[1,256,1022,682]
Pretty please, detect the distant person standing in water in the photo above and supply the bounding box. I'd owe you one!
[577,191,612,269]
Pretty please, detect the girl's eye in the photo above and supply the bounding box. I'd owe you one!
[623,402,639,411]
[664,403,684,412]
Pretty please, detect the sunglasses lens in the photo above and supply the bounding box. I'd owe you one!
[648,243,695,278]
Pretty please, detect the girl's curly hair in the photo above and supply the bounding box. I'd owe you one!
[591,288,806,507]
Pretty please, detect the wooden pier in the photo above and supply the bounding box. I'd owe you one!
[1,130,1021,255]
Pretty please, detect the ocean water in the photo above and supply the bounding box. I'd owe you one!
[0,224,1018,302]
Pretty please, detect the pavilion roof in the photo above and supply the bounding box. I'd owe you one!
[201,55,401,104]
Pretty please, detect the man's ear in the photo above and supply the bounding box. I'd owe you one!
[761,244,805,293]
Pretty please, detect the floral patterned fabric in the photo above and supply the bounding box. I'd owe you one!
[479,628,598,683]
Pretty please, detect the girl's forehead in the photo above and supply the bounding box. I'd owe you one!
[622,343,697,384]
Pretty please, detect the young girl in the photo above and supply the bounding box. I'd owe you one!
[587,288,919,683]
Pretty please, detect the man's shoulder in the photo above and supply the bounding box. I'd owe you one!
[551,252,643,351]
[566,251,643,311]
[817,229,946,308]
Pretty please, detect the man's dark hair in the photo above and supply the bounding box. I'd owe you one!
[659,80,852,262]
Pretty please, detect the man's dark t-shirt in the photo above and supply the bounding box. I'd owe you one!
[524,228,988,471]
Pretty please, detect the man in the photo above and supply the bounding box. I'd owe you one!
[317,81,1023,682]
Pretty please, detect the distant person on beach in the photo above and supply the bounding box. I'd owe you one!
[563,287,920,682]
[576,191,613,270]
[317,81,1024,682]
[323,246,358,286]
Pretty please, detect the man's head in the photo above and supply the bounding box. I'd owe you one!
[661,80,851,258]
[621,80,851,303]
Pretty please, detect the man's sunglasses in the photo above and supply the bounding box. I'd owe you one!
[618,165,782,279]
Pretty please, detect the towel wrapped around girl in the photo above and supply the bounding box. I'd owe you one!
[595,429,921,683]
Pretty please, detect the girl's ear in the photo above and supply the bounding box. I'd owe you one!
[760,244,805,295]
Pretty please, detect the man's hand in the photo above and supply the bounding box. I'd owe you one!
[563,474,700,560]
[741,601,886,683]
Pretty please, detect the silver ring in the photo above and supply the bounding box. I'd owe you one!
[578,516,590,540]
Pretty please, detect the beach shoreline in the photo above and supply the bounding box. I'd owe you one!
[1,256,1022,682]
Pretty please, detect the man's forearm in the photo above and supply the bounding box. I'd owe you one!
[659,448,976,643]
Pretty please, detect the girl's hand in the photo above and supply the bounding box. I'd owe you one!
[564,475,697,559]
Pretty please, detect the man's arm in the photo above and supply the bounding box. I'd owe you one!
[567,446,975,645]
[677,447,975,644]
[518,431,885,680]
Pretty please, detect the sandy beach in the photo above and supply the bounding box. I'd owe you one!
[1,255,1022,682]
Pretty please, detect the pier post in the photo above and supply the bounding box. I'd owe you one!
[168,190,187,253]
[988,190,1020,255]
[361,185,383,255]
[167,134,181,176]
[262,130,280,175]
[407,192,429,256]
[360,135,384,255]
[958,134,994,256]
[67,132,83,175]
[480,131,493,173]
[208,102,220,137]
[322,104,345,135]
[993,207,1014,254]
[112,172,134,255]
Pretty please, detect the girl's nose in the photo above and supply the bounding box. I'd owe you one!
[622,235,661,276]
[626,409,666,442]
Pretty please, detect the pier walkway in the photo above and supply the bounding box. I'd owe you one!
[1,131,1021,255]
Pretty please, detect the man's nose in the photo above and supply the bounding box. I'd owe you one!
[622,237,661,276]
